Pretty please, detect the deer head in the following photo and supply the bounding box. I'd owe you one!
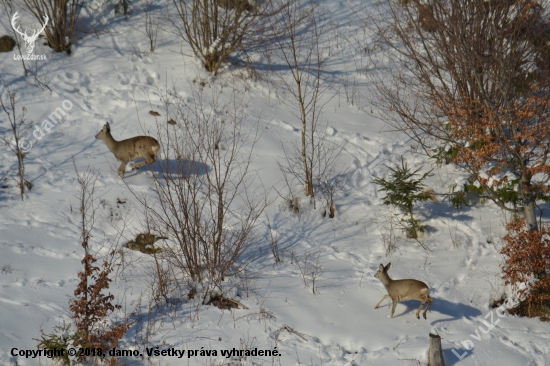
[11,11,49,54]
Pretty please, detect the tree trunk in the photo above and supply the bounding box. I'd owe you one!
[428,332,445,366]
[298,83,313,197]
[522,198,538,232]
[16,136,25,200]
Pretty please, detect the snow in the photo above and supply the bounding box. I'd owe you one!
[0,0,549,365]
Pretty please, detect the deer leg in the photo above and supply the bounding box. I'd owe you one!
[390,298,398,318]
[146,152,156,163]
[132,161,147,170]
[416,300,426,319]
[118,162,127,178]
[133,153,156,170]
[423,297,433,319]
[374,294,390,309]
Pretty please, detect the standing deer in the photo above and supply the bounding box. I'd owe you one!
[374,263,433,319]
[95,122,159,178]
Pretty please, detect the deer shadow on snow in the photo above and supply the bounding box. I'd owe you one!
[376,297,481,364]
[429,297,483,324]
[378,297,482,323]
[127,158,210,179]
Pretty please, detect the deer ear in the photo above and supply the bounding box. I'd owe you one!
[385,263,391,271]
[105,122,110,131]
[379,264,384,271]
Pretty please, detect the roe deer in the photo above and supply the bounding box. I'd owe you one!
[374,263,433,319]
[95,122,160,178]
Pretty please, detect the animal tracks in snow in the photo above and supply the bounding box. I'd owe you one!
[7,243,66,259]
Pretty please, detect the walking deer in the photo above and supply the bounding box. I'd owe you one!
[374,263,433,319]
[95,122,160,178]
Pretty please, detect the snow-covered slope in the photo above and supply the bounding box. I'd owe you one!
[0,1,549,365]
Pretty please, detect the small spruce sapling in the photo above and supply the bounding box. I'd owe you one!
[372,157,435,239]
[35,322,79,366]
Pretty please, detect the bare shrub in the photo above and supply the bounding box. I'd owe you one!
[0,78,33,200]
[143,0,158,52]
[269,0,347,215]
[171,0,287,74]
[266,215,282,264]
[19,0,84,54]
[315,138,348,218]
[373,207,399,255]
[130,83,268,300]
[292,249,323,294]
[270,0,330,198]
